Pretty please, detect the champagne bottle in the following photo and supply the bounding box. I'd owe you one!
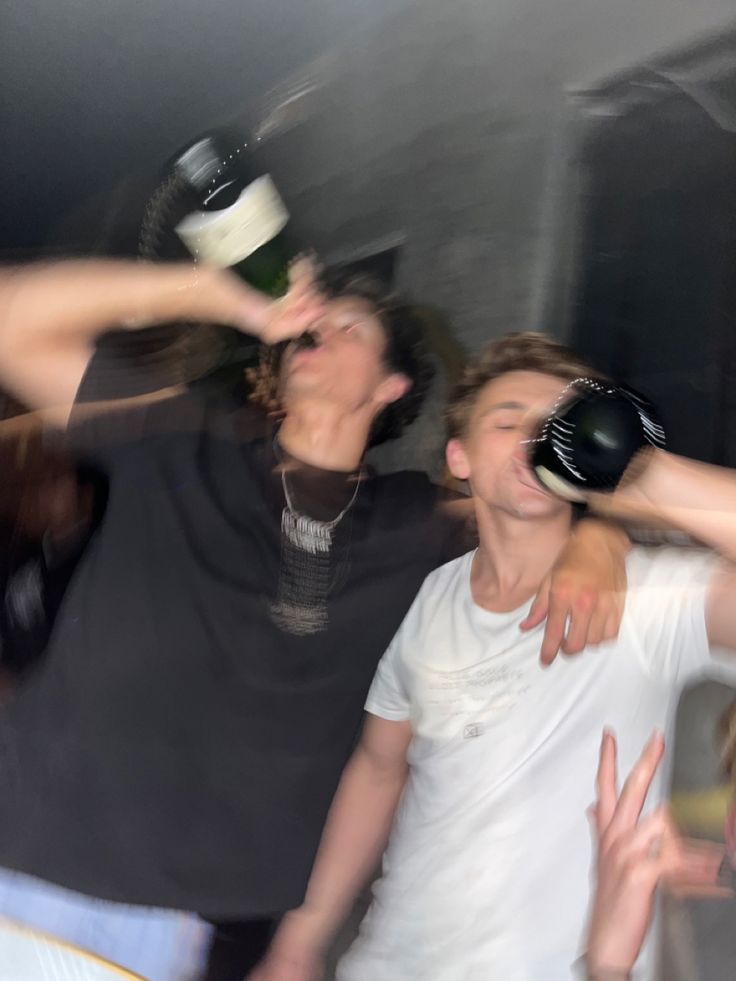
[173,134,292,296]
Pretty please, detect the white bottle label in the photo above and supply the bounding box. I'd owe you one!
[175,174,289,268]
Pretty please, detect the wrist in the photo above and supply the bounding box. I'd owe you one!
[585,449,667,524]
[575,955,631,980]
[573,516,632,556]
[161,264,272,338]
[277,904,335,952]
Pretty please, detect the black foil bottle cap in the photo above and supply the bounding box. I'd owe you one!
[174,136,229,194]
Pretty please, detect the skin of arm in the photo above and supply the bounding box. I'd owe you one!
[250,713,412,980]
[588,449,736,650]
[0,258,321,425]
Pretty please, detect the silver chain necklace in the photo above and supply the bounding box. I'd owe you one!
[279,462,362,554]
[269,437,363,635]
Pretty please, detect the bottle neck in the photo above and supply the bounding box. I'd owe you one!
[174,174,290,272]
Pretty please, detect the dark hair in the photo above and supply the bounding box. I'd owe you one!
[446,331,606,440]
[318,269,435,447]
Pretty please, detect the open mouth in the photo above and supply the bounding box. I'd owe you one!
[286,333,323,368]
[512,460,550,495]
[295,331,320,350]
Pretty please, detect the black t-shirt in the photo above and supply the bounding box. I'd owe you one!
[0,368,466,918]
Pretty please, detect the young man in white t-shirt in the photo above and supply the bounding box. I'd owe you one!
[250,332,736,981]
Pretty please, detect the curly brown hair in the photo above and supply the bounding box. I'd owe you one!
[248,269,435,447]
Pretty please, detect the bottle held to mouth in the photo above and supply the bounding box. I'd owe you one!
[294,331,319,351]
[172,132,294,297]
[528,379,666,501]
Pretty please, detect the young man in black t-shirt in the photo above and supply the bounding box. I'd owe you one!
[0,259,628,980]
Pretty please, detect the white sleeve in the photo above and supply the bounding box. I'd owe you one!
[364,623,412,722]
[625,546,736,687]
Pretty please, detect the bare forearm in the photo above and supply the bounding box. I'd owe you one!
[0,259,270,417]
[0,260,268,349]
[299,747,407,942]
[590,450,736,563]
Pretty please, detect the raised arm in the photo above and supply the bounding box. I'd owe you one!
[249,713,412,981]
[0,258,322,425]
[589,450,736,651]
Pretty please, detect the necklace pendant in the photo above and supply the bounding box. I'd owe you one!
[281,508,333,555]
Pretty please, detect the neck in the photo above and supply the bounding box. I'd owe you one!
[278,400,372,471]
[471,503,573,612]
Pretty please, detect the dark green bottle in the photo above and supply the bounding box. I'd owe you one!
[173,134,291,296]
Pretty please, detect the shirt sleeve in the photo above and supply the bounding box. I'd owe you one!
[364,623,412,722]
[625,545,736,687]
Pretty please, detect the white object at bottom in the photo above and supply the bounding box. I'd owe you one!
[0,868,212,981]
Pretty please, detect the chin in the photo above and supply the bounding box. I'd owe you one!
[282,371,322,397]
[513,491,567,519]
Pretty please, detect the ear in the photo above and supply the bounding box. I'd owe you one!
[446,438,470,481]
[376,372,411,408]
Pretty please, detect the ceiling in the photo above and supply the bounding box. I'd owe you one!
[0,0,409,252]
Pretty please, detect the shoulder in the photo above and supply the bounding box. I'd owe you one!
[405,549,474,616]
[626,544,721,590]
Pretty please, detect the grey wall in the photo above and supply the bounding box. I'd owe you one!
[249,0,736,472]
[256,0,736,348]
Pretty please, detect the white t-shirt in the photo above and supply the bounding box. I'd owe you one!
[338,546,736,981]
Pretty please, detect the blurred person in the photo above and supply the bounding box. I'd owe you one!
[0,264,628,981]
[249,333,736,981]
[0,457,104,682]
[718,701,736,867]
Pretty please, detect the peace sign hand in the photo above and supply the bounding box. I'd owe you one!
[585,730,729,978]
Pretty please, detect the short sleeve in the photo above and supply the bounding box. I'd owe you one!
[625,546,736,687]
[364,628,412,722]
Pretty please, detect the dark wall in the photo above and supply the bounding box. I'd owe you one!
[569,65,736,466]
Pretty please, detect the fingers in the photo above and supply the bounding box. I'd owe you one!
[535,586,617,664]
[539,600,569,665]
[614,806,671,865]
[595,729,619,833]
[288,253,321,290]
[605,810,729,901]
[269,282,326,342]
[608,732,664,836]
[664,833,726,884]
[603,605,622,644]
[587,592,623,648]
[560,588,595,655]
[520,580,549,633]
[529,575,623,664]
